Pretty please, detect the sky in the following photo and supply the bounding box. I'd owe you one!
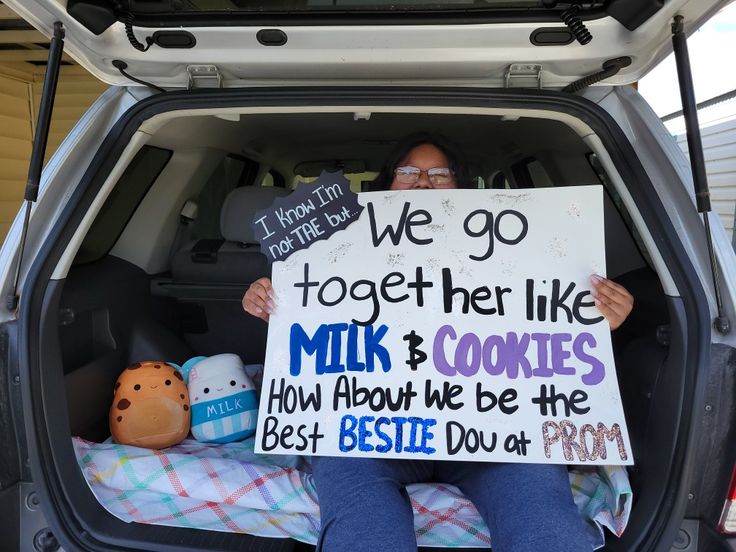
[638,2,736,132]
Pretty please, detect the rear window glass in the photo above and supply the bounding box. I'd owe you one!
[144,1,540,11]
[192,155,259,240]
[74,146,172,265]
[587,152,652,267]
[127,0,605,17]
[293,171,378,193]
[260,170,286,188]
[510,157,553,188]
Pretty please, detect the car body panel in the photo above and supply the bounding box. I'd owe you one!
[0,1,734,549]
[3,0,730,88]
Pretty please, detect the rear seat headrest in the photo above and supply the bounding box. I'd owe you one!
[220,186,290,244]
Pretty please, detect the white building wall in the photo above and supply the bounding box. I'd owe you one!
[0,65,107,243]
[670,99,736,242]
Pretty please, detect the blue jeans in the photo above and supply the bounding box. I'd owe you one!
[312,457,592,552]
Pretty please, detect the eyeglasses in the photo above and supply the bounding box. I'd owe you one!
[394,165,454,186]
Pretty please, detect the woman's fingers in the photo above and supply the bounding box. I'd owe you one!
[242,277,276,322]
[242,297,270,322]
[591,274,634,331]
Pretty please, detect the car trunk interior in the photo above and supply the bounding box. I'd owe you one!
[29,99,690,551]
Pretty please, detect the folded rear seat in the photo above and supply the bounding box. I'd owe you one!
[159,186,289,364]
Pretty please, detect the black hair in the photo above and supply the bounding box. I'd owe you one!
[371,131,474,191]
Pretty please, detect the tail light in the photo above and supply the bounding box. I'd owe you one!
[719,465,736,533]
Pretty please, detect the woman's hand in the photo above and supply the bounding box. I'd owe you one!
[242,277,275,323]
[591,274,634,331]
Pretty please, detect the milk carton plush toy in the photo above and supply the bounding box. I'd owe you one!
[185,353,258,443]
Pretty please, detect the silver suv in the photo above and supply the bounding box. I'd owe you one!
[0,1,735,551]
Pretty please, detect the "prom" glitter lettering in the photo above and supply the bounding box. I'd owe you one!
[542,419,628,462]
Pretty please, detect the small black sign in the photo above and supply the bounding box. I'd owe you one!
[251,171,364,262]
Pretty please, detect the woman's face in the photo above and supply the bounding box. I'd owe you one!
[389,143,458,190]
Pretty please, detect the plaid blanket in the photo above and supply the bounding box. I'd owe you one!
[73,436,632,548]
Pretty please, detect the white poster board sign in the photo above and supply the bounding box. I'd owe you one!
[254,186,633,465]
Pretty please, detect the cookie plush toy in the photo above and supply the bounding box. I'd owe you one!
[186,353,258,443]
[110,361,190,449]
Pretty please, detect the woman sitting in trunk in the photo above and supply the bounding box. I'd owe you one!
[242,132,634,552]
